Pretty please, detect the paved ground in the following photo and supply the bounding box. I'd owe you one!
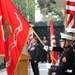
[28,62,48,75]
[0,62,56,75]
[0,62,48,75]
[0,69,7,75]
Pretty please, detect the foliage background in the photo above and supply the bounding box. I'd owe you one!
[12,0,35,24]
[12,0,64,25]
[37,0,64,22]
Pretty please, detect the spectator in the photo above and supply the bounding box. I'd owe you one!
[42,36,48,45]
[28,37,40,75]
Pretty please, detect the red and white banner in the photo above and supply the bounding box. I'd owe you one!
[50,19,58,64]
[0,0,31,75]
[28,31,33,48]
[66,0,75,28]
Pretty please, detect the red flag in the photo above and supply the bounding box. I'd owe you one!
[66,0,75,28]
[0,0,31,75]
[0,8,5,56]
[50,19,58,64]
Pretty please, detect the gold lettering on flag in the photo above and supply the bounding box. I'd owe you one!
[6,12,23,67]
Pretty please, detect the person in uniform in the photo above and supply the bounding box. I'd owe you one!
[66,28,75,75]
[72,42,75,75]
[28,37,40,75]
[56,33,75,75]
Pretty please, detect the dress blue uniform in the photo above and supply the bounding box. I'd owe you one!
[55,33,75,75]
[56,45,75,75]
[72,42,75,75]
[66,27,75,75]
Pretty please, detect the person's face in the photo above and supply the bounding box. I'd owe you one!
[60,40,71,48]
[70,33,73,36]
[43,37,46,40]
[72,33,75,41]
[65,40,69,47]
[68,33,75,41]
[60,41,65,48]
[65,40,71,47]
[32,38,36,44]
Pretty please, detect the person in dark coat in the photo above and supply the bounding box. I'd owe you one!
[72,43,75,75]
[42,36,50,63]
[28,37,40,75]
[66,28,75,75]
[56,33,75,75]
[71,34,75,75]
[42,36,48,45]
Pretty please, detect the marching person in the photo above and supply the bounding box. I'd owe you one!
[56,33,75,75]
[28,37,40,75]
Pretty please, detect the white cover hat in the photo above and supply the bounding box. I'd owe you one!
[66,28,75,33]
[60,33,73,40]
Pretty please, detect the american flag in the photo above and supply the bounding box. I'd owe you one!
[66,0,75,28]
[28,31,33,48]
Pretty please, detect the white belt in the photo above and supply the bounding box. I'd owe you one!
[66,69,72,73]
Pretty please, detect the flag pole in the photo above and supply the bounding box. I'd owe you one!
[31,27,45,46]
[64,4,67,33]
[31,27,58,63]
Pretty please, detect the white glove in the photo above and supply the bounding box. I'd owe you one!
[43,46,48,51]
[43,46,53,51]
[49,46,53,51]
[46,63,53,69]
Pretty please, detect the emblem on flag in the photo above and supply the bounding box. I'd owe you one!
[1,20,12,41]
[0,0,31,75]
[6,12,23,67]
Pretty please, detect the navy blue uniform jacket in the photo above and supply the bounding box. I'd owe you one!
[56,45,75,75]
[28,43,40,61]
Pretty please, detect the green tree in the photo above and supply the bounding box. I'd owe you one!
[12,0,35,24]
[37,0,64,21]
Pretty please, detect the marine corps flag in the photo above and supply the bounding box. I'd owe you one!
[0,0,31,75]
